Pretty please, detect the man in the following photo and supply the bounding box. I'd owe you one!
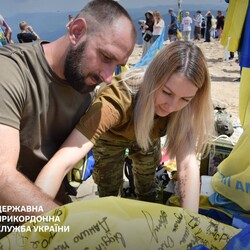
[0,0,136,220]
[193,10,202,40]
[167,8,178,42]
[17,21,40,43]
[66,14,74,30]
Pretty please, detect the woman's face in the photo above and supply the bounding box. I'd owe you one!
[154,73,198,117]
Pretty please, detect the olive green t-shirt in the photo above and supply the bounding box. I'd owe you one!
[0,41,94,181]
[76,77,168,144]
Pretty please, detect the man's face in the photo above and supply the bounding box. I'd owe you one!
[64,17,135,94]
[64,40,102,94]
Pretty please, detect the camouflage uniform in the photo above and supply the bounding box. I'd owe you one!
[92,137,161,202]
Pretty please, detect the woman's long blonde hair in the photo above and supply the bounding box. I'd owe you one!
[134,41,214,158]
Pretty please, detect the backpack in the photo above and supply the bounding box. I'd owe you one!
[214,110,234,137]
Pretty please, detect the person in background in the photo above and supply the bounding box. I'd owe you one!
[193,10,202,41]
[152,11,165,43]
[35,41,214,214]
[0,27,7,46]
[201,17,206,39]
[204,11,212,42]
[0,14,13,44]
[17,21,40,43]
[141,10,154,57]
[0,0,136,229]
[168,8,177,41]
[138,19,146,37]
[66,14,74,30]
[210,14,217,39]
[216,10,225,41]
[182,11,192,41]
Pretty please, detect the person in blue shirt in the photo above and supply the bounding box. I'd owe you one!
[168,8,177,41]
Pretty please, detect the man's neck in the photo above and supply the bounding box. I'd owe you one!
[42,36,68,80]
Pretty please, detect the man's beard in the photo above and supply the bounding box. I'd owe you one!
[64,40,102,94]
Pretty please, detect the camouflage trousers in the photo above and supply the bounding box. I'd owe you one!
[92,137,161,202]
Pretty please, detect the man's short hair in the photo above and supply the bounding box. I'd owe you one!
[76,0,137,41]
[196,10,202,14]
[19,21,27,31]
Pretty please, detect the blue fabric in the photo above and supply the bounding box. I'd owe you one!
[232,214,250,229]
[191,244,210,250]
[199,208,232,225]
[115,66,122,75]
[224,224,250,249]
[239,2,250,68]
[83,150,95,181]
[209,192,250,216]
[132,29,165,69]
[170,13,178,30]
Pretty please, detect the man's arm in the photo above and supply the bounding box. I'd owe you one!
[0,124,59,216]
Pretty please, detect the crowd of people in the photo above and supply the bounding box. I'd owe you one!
[1,7,225,49]
[138,7,226,59]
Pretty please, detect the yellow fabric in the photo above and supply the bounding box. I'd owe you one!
[0,197,240,249]
[176,29,182,40]
[211,84,250,210]
[239,68,250,128]
[169,195,234,217]
[221,0,249,52]
[212,0,250,212]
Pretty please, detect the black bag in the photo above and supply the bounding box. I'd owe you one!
[144,33,152,42]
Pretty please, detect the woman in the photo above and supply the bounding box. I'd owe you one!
[152,11,165,43]
[205,11,212,42]
[216,10,224,41]
[35,41,214,213]
[141,10,154,57]
[182,11,192,41]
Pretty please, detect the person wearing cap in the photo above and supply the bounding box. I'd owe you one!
[168,8,178,42]
[17,21,40,43]
[193,10,202,41]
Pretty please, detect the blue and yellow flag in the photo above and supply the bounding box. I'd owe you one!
[132,29,165,69]
[211,0,250,211]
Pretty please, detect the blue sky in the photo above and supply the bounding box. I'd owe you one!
[1,0,227,17]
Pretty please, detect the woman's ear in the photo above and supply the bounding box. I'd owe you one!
[68,18,87,45]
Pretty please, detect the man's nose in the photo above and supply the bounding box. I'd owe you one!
[100,65,116,84]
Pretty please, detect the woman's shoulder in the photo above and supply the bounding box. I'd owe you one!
[97,76,133,108]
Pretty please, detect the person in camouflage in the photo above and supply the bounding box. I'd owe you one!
[36,41,214,213]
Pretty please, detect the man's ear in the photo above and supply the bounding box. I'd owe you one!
[68,18,87,45]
